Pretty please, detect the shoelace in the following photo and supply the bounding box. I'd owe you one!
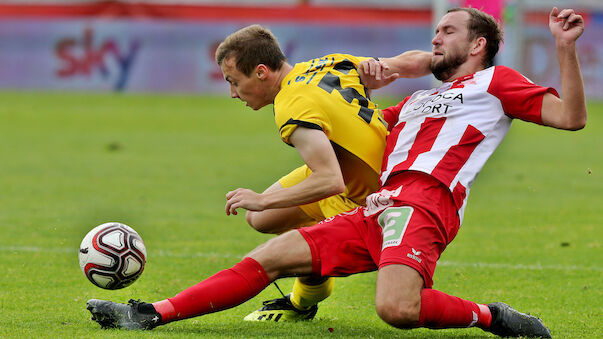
[261,297,287,306]
[128,299,141,304]
[261,281,289,306]
[128,299,145,309]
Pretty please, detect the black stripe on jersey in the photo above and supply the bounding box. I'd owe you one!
[279,118,323,146]
[317,71,374,124]
[317,72,341,94]
[333,60,355,74]
[279,118,323,132]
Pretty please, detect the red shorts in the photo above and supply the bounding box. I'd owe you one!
[298,171,460,288]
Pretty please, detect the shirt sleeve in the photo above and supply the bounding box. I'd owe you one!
[381,96,410,131]
[487,65,559,125]
[275,93,328,145]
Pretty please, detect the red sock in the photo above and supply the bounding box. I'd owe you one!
[417,289,492,329]
[152,257,270,323]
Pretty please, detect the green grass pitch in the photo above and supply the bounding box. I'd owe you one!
[0,91,600,338]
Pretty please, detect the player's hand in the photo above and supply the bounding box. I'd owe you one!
[358,58,400,89]
[549,8,584,45]
[225,188,265,215]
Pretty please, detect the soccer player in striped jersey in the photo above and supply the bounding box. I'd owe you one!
[87,7,585,337]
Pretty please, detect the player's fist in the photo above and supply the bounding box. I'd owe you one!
[549,7,584,44]
[225,188,265,215]
[358,58,400,90]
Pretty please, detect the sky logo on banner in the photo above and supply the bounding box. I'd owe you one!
[55,27,141,91]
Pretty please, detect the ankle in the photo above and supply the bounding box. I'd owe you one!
[477,303,492,329]
[152,299,177,323]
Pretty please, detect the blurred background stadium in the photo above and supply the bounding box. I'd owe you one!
[1,3,601,337]
[1,0,602,98]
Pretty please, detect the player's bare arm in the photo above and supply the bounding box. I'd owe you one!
[225,127,344,215]
[358,50,432,89]
[541,7,587,130]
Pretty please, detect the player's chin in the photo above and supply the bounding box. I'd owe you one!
[247,100,270,111]
[431,55,444,65]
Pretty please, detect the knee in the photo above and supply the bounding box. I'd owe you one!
[245,211,259,230]
[247,231,311,281]
[375,299,421,329]
[245,211,276,234]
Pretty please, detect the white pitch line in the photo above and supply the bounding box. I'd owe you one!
[1,245,601,272]
[437,260,603,272]
[0,245,75,254]
[0,245,242,258]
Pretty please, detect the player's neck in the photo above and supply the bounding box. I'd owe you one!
[270,62,293,101]
[276,63,293,87]
[442,59,485,83]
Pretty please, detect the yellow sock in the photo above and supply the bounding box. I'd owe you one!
[290,277,334,310]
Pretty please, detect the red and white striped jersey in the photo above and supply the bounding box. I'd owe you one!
[380,65,558,223]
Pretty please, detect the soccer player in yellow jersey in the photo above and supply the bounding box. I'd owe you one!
[215,24,430,321]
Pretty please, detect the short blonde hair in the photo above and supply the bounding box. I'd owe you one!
[215,25,287,76]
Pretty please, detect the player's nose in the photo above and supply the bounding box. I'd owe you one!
[432,35,440,46]
[230,85,239,99]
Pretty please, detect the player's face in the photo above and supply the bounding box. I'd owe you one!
[430,11,472,81]
[221,57,271,110]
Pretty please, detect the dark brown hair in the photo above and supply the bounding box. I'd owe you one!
[215,25,287,76]
[448,7,504,68]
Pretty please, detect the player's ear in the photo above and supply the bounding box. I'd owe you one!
[470,36,487,57]
[255,64,269,80]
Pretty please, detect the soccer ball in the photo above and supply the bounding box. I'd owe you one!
[79,222,147,290]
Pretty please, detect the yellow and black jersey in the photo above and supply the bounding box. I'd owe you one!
[274,54,388,175]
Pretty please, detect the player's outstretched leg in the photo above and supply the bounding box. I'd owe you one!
[87,257,272,330]
[486,302,551,338]
[87,299,162,330]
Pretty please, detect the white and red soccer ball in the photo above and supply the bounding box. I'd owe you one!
[79,222,146,290]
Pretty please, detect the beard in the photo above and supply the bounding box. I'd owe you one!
[430,50,468,81]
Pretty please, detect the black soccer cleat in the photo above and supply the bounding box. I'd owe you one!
[487,302,552,338]
[243,294,318,322]
[87,298,161,330]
